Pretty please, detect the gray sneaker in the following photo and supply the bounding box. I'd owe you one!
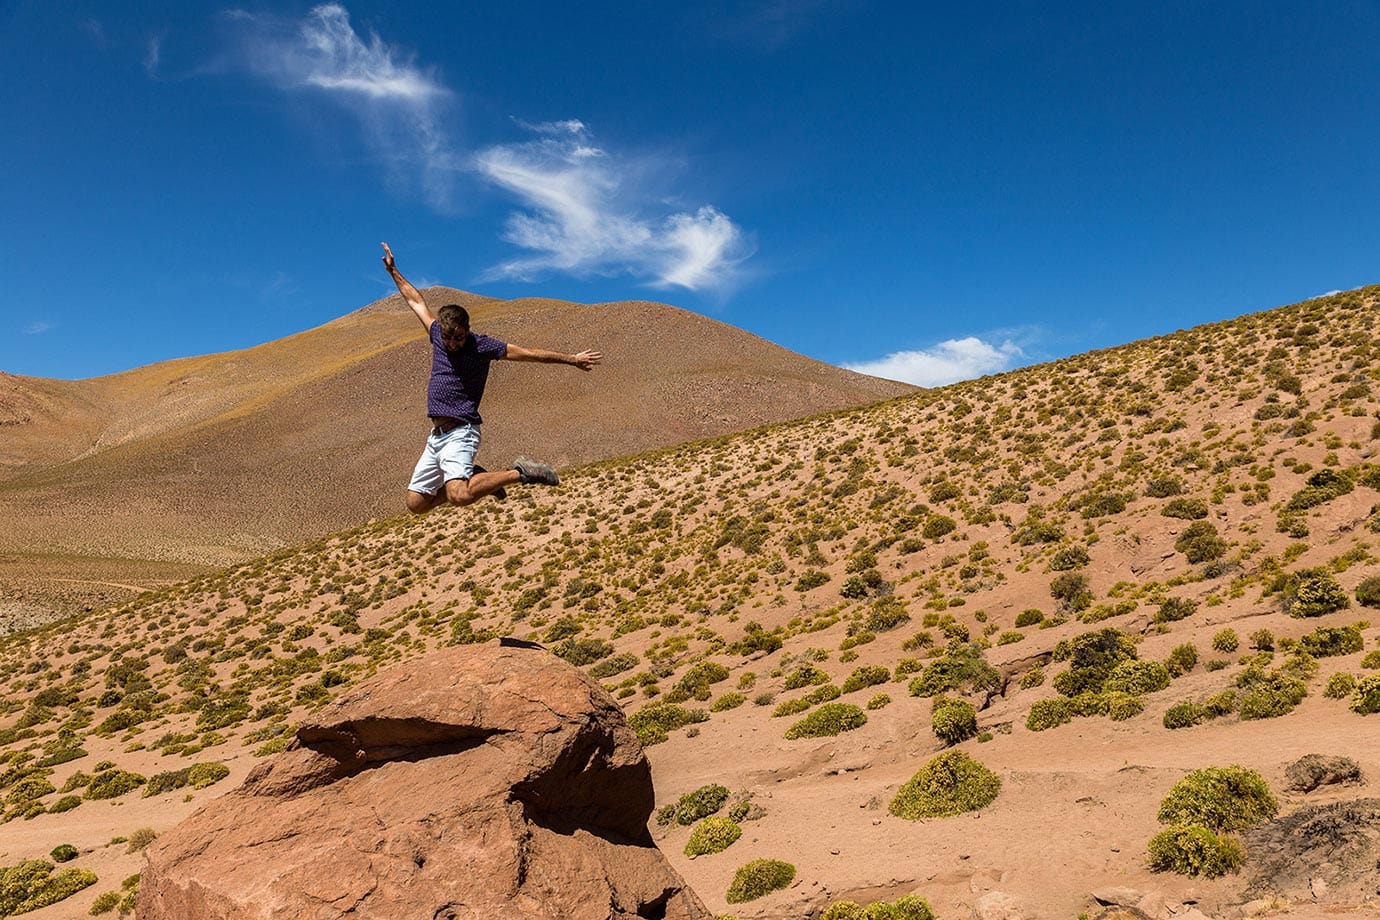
[513,456,559,487]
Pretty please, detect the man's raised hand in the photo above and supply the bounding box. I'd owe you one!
[381,242,396,274]
[572,351,603,371]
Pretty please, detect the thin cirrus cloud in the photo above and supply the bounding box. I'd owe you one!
[475,121,752,293]
[222,3,458,208]
[220,5,750,293]
[845,337,1024,388]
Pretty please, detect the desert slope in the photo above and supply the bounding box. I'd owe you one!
[0,288,911,620]
[0,287,1377,918]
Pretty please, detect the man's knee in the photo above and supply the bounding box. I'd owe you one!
[445,480,476,506]
[406,491,435,514]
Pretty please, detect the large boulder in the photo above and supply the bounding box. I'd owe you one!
[139,641,710,920]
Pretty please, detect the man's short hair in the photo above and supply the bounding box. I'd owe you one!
[437,304,470,335]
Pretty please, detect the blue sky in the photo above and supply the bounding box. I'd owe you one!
[4,2,1379,384]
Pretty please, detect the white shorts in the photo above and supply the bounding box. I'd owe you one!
[407,423,481,496]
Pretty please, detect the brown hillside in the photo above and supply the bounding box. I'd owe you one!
[0,288,911,620]
[0,286,1377,919]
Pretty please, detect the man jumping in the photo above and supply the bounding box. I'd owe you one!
[382,242,602,514]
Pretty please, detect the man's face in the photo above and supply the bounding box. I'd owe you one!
[441,327,469,351]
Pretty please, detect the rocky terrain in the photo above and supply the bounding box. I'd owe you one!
[0,287,1377,918]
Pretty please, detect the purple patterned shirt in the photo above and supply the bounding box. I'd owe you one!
[426,321,507,424]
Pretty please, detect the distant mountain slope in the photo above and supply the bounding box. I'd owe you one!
[0,287,912,619]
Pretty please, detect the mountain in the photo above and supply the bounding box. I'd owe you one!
[0,288,912,622]
[0,286,1377,919]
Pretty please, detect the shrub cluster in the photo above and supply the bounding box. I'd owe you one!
[684,816,742,857]
[930,696,977,745]
[656,784,730,827]
[784,703,867,739]
[1148,765,1277,878]
[821,895,935,920]
[0,860,97,915]
[725,859,795,903]
[628,702,708,746]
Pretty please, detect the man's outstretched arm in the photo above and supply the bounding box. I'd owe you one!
[502,344,602,371]
[381,242,435,330]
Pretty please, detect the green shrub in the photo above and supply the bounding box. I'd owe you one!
[1297,624,1364,657]
[1289,571,1350,618]
[1154,597,1198,624]
[1019,666,1045,689]
[47,795,81,814]
[806,684,842,705]
[1237,673,1307,720]
[553,637,615,666]
[1285,469,1353,511]
[866,693,891,710]
[1106,691,1145,721]
[1175,522,1226,563]
[49,845,77,863]
[1165,644,1198,677]
[821,895,935,920]
[684,816,742,856]
[627,702,709,745]
[671,661,730,700]
[1203,690,1237,716]
[1249,629,1275,651]
[725,859,795,903]
[1352,674,1380,714]
[1049,572,1092,612]
[784,666,830,690]
[0,860,98,915]
[865,597,912,633]
[1147,824,1246,878]
[589,652,639,679]
[1049,544,1090,571]
[889,751,1001,819]
[144,768,190,797]
[1157,766,1277,832]
[1014,609,1044,628]
[907,644,999,697]
[665,784,730,826]
[1163,702,1207,730]
[1026,697,1073,731]
[1211,629,1239,653]
[785,703,867,739]
[1356,577,1380,608]
[772,697,811,718]
[795,570,829,591]
[1145,476,1185,498]
[1324,672,1356,698]
[922,515,957,539]
[188,762,230,789]
[1052,628,1138,696]
[83,769,144,800]
[841,666,890,694]
[931,696,977,745]
[1103,660,1171,695]
[1162,498,1210,520]
[1364,650,1380,669]
[711,692,746,712]
[89,889,120,914]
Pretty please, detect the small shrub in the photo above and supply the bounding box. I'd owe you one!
[1026,697,1072,731]
[784,703,867,739]
[1163,702,1207,730]
[1156,766,1278,831]
[1050,572,1093,612]
[1162,498,1210,520]
[668,784,731,826]
[125,827,158,852]
[1212,629,1239,653]
[1106,691,1145,721]
[1297,624,1364,658]
[1324,672,1356,698]
[1356,576,1380,608]
[1289,571,1350,618]
[83,769,145,800]
[784,666,830,690]
[1154,597,1198,624]
[931,696,978,745]
[1103,660,1171,695]
[49,845,77,863]
[1019,666,1045,689]
[866,693,891,710]
[1014,609,1044,628]
[772,697,811,718]
[1237,673,1307,720]
[0,860,98,915]
[1352,674,1380,714]
[89,889,121,914]
[1165,644,1199,677]
[684,816,742,856]
[821,895,935,920]
[711,692,746,712]
[1147,824,1246,878]
[889,751,1001,819]
[627,702,708,746]
[725,859,795,903]
[47,795,81,814]
[841,666,890,694]
[1049,544,1090,571]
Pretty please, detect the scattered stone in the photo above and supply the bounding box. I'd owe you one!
[1243,798,1380,906]
[1284,754,1364,793]
[1092,887,1144,907]
[139,642,709,920]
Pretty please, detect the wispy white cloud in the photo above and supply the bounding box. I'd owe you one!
[476,123,751,292]
[222,3,458,207]
[25,321,52,336]
[79,18,108,51]
[144,32,164,77]
[845,337,1024,388]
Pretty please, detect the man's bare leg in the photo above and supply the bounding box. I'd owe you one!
[445,470,521,506]
[406,489,449,515]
